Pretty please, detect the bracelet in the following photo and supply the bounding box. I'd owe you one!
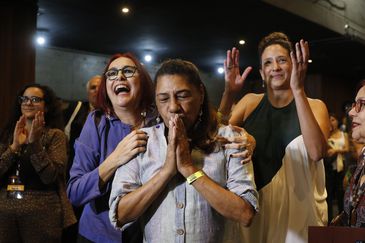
[186,170,205,184]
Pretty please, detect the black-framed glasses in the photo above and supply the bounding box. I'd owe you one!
[18,96,44,104]
[105,66,138,80]
[351,99,365,113]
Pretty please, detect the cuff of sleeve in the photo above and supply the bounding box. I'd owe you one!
[109,195,136,231]
[243,191,259,213]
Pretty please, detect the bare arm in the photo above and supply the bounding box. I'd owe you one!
[294,94,330,161]
[116,169,174,226]
[218,47,252,123]
[290,40,330,161]
[175,117,254,225]
[229,93,263,126]
[182,168,254,225]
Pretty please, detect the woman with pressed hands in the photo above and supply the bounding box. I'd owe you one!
[109,59,258,242]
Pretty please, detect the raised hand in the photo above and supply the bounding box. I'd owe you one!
[224,47,252,94]
[11,115,27,151]
[290,39,309,92]
[28,111,45,143]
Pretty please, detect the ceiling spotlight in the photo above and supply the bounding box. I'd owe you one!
[121,7,130,14]
[36,36,46,46]
[308,59,313,63]
[217,67,224,74]
[144,55,152,62]
[239,40,245,45]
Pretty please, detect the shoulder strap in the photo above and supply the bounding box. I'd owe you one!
[64,101,82,140]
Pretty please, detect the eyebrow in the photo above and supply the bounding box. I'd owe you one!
[156,89,191,96]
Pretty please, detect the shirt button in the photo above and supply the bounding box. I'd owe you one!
[176,229,185,235]
[176,202,184,209]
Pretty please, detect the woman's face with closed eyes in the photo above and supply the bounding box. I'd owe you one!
[155,74,204,132]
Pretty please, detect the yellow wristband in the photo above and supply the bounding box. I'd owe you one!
[186,170,205,184]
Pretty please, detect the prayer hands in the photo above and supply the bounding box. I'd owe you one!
[164,114,194,177]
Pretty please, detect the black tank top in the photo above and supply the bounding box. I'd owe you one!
[243,94,301,190]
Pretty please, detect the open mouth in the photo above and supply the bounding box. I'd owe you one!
[114,85,130,95]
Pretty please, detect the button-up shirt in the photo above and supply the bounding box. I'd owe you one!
[109,123,258,243]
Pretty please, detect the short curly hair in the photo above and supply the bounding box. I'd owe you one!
[258,32,293,65]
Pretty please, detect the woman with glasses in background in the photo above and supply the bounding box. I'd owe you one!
[331,79,365,227]
[0,83,76,242]
[67,53,155,243]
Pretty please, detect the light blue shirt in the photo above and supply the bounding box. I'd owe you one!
[109,123,258,243]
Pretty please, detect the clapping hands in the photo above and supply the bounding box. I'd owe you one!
[11,111,45,151]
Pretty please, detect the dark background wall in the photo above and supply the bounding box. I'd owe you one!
[0,0,37,129]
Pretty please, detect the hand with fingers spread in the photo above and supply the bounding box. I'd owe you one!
[27,111,45,144]
[217,125,256,164]
[290,39,309,92]
[10,115,28,151]
[224,47,252,94]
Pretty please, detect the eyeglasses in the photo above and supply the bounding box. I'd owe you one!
[351,99,365,113]
[105,66,138,80]
[18,96,44,104]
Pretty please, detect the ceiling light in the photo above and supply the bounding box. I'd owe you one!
[239,40,245,45]
[308,59,312,63]
[217,67,224,74]
[36,36,46,46]
[121,7,130,14]
[144,55,152,62]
